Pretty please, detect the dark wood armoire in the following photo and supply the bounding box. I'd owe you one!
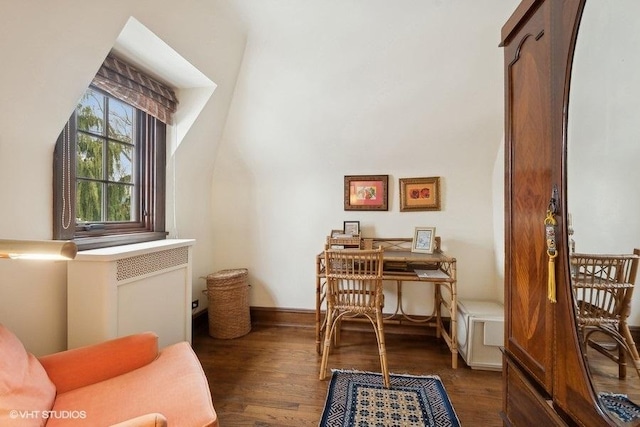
[501,1,620,425]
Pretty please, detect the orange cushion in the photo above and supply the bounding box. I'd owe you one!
[47,342,218,427]
[39,332,159,394]
[0,324,56,427]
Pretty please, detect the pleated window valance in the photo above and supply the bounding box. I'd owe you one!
[91,53,178,124]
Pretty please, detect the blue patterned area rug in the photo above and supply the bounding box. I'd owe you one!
[599,392,640,423]
[319,370,461,427]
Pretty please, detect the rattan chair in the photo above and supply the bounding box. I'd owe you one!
[319,246,389,388]
[571,250,640,379]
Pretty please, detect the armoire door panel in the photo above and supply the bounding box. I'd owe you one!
[504,0,555,393]
[503,357,568,426]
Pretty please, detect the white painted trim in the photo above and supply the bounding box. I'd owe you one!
[73,239,195,262]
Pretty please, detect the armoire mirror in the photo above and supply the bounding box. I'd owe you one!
[568,0,640,422]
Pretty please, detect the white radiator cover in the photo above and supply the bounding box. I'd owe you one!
[67,239,195,349]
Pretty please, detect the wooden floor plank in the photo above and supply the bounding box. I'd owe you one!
[192,323,503,426]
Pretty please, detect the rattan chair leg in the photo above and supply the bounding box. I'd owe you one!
[618,345,627,379]
[319,307,335,380]
[375,310,390,388]
[622,324,640,360]
[585,327,640,380]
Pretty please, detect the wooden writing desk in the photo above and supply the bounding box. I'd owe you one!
[315,237,458,368]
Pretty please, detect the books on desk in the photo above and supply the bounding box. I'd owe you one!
[414,269,450,279]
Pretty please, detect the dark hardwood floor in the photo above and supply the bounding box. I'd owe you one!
[192,321,503,426]
[586,333,640,423]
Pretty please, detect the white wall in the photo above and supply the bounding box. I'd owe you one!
[211,1,517,311]
[0,0,517,354]
[568,0,640,324]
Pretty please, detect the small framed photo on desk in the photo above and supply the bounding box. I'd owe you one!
[343,221,360,236]
[412,226,436,253]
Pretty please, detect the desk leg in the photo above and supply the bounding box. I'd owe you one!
[396,280,404,317]
[450,283,458,369]
[436,282,458,369]
[315,257,324,355]
[383,280,403,320]
[315,274,321,354]
[435,284,442,339]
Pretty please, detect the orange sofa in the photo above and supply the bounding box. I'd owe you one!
[0,324,218,427]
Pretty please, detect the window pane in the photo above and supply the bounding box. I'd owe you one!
[76,180,102,222]
[76,134,103,179]
[108,98,134,143]
[108,141,133,183]
[107,184,133,221]
[76,88,105,134]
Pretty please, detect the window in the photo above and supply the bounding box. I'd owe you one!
[54,54,176,250]
[76,88,137,223]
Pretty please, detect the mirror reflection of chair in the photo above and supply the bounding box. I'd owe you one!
[570,249,640,379]
[319,246,389,388]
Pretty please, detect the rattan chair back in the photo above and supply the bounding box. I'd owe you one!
[570,250,640,378]
[319,246,389,387]
[325,247,384,312]
[571,252,639,326]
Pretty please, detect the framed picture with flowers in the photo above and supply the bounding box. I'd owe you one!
[399,177,441,212]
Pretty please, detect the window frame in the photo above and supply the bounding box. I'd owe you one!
[53,86,167,250]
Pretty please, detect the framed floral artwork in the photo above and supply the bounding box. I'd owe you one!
[412,226,436,253]
[399,177,441,211]
[344,175,388,211]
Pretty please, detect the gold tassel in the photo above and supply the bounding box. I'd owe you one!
[545,210,558,303]
[548,254,557,303]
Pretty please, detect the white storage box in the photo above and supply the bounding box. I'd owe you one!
[456,299,504,371]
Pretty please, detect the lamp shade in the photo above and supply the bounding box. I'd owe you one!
[0,239,78,260]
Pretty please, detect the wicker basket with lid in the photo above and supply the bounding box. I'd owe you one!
[204,268,251,339]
